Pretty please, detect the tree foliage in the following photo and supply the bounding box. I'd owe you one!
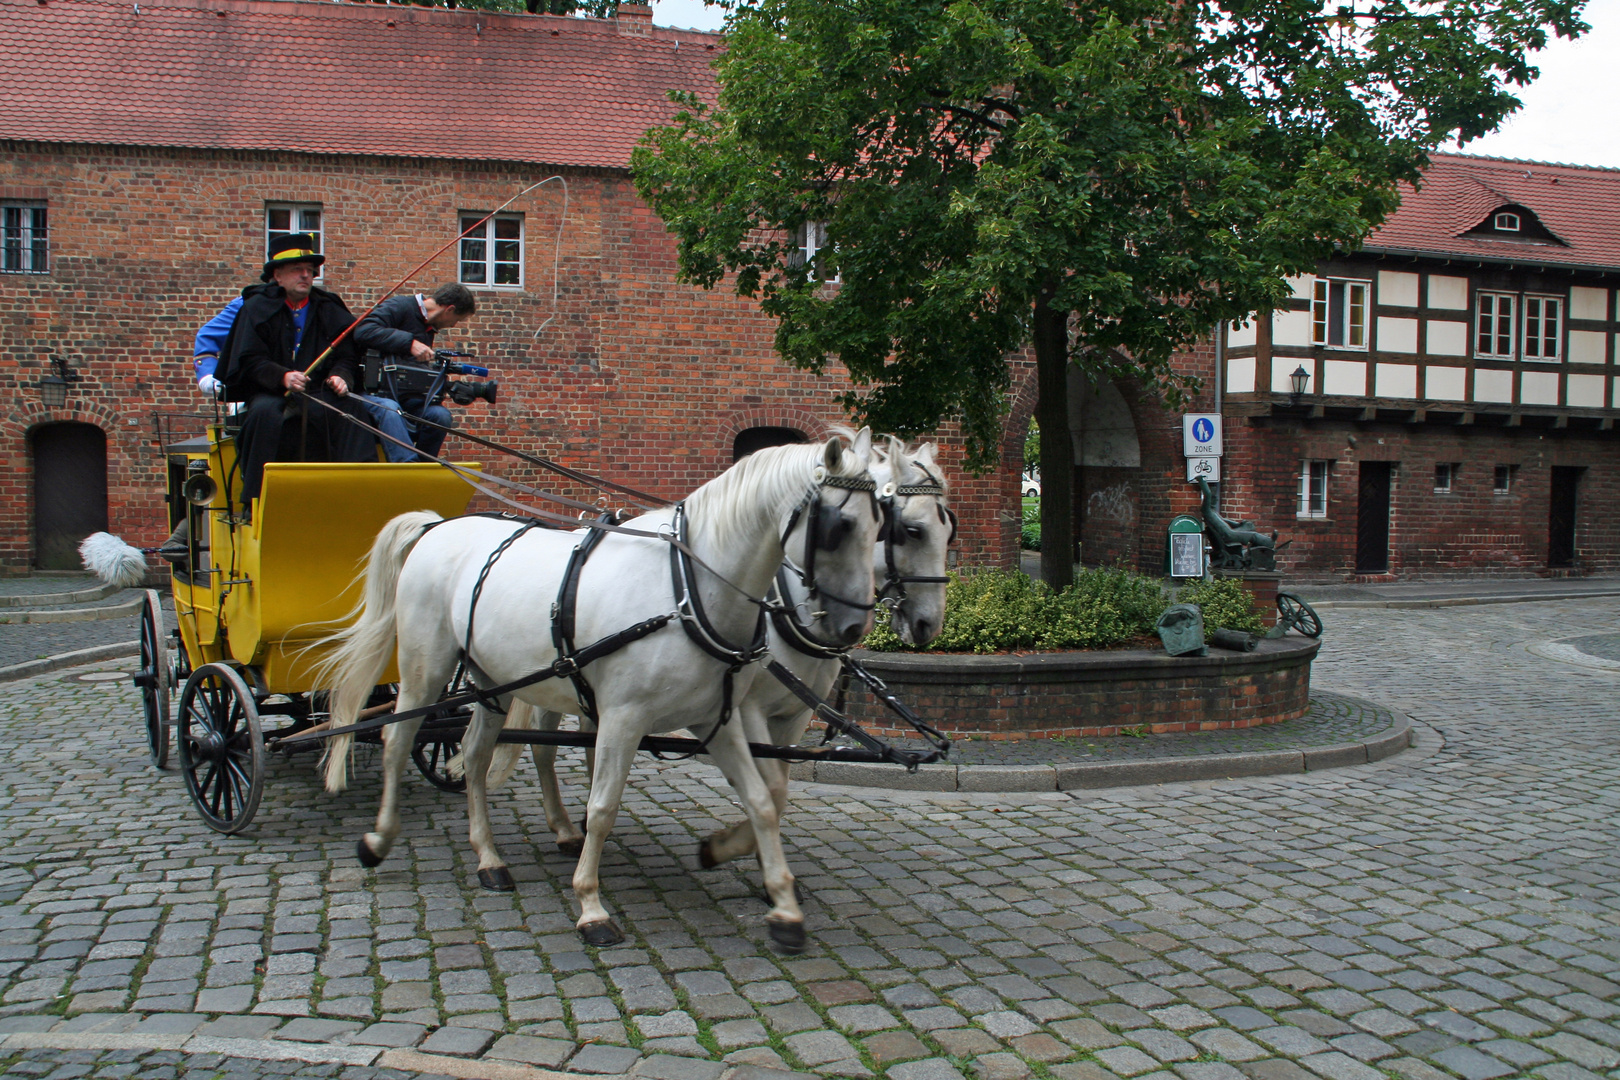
[633,0,1586,472]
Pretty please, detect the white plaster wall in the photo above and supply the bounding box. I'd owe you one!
[1425,320,1469,357]
[1378,271,1419,307]
[1375,363,1418,399]
[1227,320,1257,348]
[1568,330,1607,365]
[1272,309,1311,347]
[1570,285,1609,321]
[1425,366,1467,401]
[1567,373,1607,407]
[1286,276,1314,300]
[1427,275,1469,309]
[1473,368,1514,403]
[1226,356,1256,393]
[1273,360,1308,394]
[1376,316,1418,354]
[1323,360,1366,396]
[1521,370,1560,405]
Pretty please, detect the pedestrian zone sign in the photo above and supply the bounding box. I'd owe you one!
[1183,413,1222,457]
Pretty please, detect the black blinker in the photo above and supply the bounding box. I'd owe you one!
[815,499,850,551]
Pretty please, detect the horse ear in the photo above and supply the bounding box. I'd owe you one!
[852,426,873,462]
[885,434,906,467]
[822,436,844,474]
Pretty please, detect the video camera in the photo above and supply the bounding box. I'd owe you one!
[364,349,498,408]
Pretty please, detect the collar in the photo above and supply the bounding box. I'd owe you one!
[416,293,429,319]
[285,296,310,312]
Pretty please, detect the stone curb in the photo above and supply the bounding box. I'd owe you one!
[0,592,145,624]
[793,710,1414,793]
[0,579,119,608]
[0,641,140,683]
[1312,589,1620,610]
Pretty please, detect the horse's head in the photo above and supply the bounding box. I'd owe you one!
[778,428,882,646]
[873,436,952,647]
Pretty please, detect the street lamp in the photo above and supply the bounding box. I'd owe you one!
[1289,364,1310,406]
[37,355,79,408]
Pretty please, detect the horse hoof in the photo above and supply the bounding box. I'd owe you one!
[557,837,584,857]
[356,837,383,868]
[767,917,807,955]
[698,839,721,869]
[478,867,515,892]
[578,919,625,947]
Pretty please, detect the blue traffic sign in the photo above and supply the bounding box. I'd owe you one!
[1192,417,1214,444]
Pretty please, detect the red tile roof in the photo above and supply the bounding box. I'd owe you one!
[1365,153,1620,272]
[0,0,720,169]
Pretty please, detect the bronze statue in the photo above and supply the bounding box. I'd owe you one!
[1197,477,1280,571]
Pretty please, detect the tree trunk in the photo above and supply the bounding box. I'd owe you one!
[1033,295,1073,592]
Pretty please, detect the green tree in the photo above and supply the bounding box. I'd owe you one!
[632,0,1585,589]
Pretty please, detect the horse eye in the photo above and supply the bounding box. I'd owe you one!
[905,524,925,539]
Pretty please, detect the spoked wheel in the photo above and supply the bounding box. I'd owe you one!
[132,590,170,768]
[1276,592,1323,638]
[413,725,468,792]
[178,663,265,834]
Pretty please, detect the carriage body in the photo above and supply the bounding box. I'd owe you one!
[145,421,480,832]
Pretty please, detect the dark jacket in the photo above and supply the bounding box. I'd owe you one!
[219,283,359,402]
[353,293,435,358]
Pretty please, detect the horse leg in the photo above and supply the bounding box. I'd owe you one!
[461,702,515,891]
[572,722,637,946]
[704,724,806,954]
[358,686,440,867]
[701,707,806,868]
[531,709,585,855]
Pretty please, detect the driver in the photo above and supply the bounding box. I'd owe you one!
[352,283,478,461]
[216,233,375,519]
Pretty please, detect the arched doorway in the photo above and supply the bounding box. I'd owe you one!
[733,425,808,461]
[1067,372,1142,567]
[31,422,108,570]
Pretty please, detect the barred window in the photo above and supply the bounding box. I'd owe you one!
[459,213,523,288]
[2,202,48,274]
[1298,460,1329,518]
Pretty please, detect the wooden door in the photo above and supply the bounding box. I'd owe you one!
[32,422,108,570]
[1356,462,1392,574]
[1548,466,1582,568]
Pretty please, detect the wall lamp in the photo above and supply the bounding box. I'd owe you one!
[37,355,80,408]
[1289,364,1310,406]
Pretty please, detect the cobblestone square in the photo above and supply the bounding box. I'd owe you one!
[0,598,1616,1080]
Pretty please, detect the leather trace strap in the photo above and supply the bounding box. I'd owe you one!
[877,467,954,608]
[668,501,770,668]
[551,513,615,721]
[762,657,949,772]
[767,567,849,661]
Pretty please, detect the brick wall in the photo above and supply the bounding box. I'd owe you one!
[0,142,1020,572]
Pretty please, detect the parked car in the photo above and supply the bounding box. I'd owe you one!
[1022,470,1041,498]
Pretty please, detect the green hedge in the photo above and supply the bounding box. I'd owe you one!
[864,567,1264,654]
[1021,501,1041,550]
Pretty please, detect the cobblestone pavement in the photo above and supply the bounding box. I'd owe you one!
[0,615,139,670]
[1,599,1618,1080]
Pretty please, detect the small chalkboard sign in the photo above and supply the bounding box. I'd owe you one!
[1170,532,1204,578]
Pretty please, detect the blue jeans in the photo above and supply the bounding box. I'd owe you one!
[354,395,451,463]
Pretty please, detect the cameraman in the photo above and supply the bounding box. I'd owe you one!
[353,283,478,461]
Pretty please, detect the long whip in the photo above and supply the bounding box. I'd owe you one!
[301,176,562,377]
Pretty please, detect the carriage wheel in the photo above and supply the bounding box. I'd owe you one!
[133,590,170,768]
[1276,592,1323,638]
[178,663,265,834]
[412,732,468,792]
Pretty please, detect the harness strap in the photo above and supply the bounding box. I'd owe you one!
[768,568,849,661]
[271,612,676,747]
[763,659,939,771]
[465,521,542,660]
[840,655,952,754]
[551,514,614,722]
[668,502,770,667]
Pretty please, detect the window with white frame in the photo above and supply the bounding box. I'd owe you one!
[1434,463,1456,493]
[1522,295,1562,361]
[1493,465,1515,495]
[459,213,523,287]
[1311,278,1368,349]
[1476,291,1516,359]
[791,221,839,283]
[265,203,323,268]
[1298,460,1329,518]
[1494,212,1521,232]
[2,202,48,274]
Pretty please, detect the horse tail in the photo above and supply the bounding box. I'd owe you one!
[444,697,536,791]
[315,510,443,793]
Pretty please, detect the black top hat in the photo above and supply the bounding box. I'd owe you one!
[262,232,326,281]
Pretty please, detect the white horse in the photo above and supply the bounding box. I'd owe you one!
[494,438,952,869]
[316,432,881,951]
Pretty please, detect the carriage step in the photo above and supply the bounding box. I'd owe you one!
[0,591,146,624]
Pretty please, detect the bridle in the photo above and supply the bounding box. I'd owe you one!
[875,464,956,611]
[777,468,880,615]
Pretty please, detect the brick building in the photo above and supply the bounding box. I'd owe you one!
[0,0,1020,573]
[1035,154,1620,581]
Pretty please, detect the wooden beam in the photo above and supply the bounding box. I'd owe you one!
[1357,407,1376,421]
[1309,405,1326,419]
[1554,415,1569,429]
[1407,408,1427,424]
[1506,414,1522,427]
[1458,411,1475,426]
[1601,417,1615,431]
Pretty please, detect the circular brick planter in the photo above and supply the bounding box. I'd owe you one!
[845,636,1320,740]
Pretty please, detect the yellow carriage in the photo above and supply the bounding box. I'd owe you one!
[140,420,479,833]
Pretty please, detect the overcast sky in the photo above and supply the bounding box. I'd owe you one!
[650,0,1620,170]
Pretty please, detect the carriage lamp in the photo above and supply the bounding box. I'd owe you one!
[1289,364,1310,405]
[37,355,80,408]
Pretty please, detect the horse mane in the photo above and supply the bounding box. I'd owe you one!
[683,436,859,553]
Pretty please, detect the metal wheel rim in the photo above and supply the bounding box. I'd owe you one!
[138,590,169,769]
[1277,593,1323,638]
[178,663,265,834]
[413,736,468,792]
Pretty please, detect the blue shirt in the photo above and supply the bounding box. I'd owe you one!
[194,297,242,380]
